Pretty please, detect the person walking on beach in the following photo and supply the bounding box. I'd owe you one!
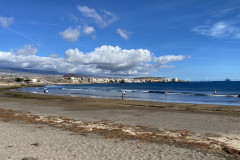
[122,91,126,100]
[44,89,48,94]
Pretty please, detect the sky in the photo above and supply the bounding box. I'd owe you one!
[0,0,240,81]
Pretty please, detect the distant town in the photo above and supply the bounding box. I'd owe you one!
[0,70,187,85]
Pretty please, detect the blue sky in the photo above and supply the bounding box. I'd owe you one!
[0,0,240,80]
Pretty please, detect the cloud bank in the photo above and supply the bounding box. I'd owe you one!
[0,45,187,77]
[65,46,152,72]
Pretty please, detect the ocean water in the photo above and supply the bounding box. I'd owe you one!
[21,81,240,106]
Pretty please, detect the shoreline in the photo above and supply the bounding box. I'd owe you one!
[27,90,240,107]
[18,82,240,107]
[0,82,240,115]
[1,81,240,107]
[1,89,240,116]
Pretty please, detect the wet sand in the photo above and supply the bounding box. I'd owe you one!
[0,89,240,159]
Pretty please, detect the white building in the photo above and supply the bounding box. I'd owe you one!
[31,79,37,83]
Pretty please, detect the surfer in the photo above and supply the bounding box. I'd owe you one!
[214,90,216,95]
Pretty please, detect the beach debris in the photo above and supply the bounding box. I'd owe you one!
[21,157,39,160]
[37,126,44,129]
[0,108,239,158]
[31,143,40,147]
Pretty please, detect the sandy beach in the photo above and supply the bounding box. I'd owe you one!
[0,88,239,159]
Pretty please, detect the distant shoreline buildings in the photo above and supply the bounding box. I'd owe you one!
[62,74,187,84]
[63,76,185,84]
[0,71,187,84]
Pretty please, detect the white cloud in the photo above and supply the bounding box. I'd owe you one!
[83,25,95,34]
[77,5,101,21]
[64,45,187,76]
[0,45,188,77]
[65,45,152,72]
[60,25,95,41]
[0,16,13,28]
[59,26,81,42]
[154,55,187,67]
[193,21,240,39]
[77,5,117,28]
[16,44,38,56]
[117,29,130,40]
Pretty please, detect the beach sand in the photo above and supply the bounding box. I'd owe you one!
[0,89,239,159]
[0,122,230,160]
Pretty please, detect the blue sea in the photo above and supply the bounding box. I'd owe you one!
[21,81,240,106]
